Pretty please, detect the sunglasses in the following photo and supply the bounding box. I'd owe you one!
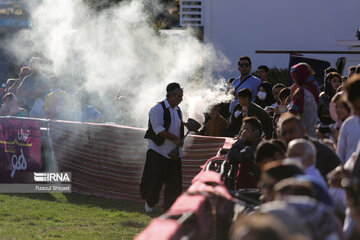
[239,63,250,68]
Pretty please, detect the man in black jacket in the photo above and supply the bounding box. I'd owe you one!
[277,114,341,179]
[224,88,273,139]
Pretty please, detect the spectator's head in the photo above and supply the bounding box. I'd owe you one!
[274,178,314,200]
[238,56,252,76]
[5,78,16,90]
[29,57,41,74]
[240,116,262,145]
[166,82,183,107]
[277,114,306,144]
[278,87,290,106]
[259,160,304,203]
[324,72,342,99]
[290,63,315,87]
[255,141,285,169]
[272,84,285,104]
[324,66,337,77]
[238,88,252,106]
[2,92,15,110]
[348,66,357,79]
[344,74,360,116]
[48,75,59,90]
[333,92,351,122]
[257,65,270,82]
[256,82,274,103]
[230,213,286,240]
[209,103,221,118]
[18,67,31,80]
[287,139,316,168]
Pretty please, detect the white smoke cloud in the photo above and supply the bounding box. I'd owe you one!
[8,0,231,127]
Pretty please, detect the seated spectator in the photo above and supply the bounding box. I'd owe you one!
[43,75,72,120]
[273,87,290,118]
[255,140,285,169]
[277,114,341,179]
[73,91,104,123]
[259,197,343,240]
[337,74,360,163]
[274,177,332,207]
[203,103,228,136]
[255,82,275,109]
[258,160,304,203]
[287,139,326,187]
[288,63,320,138]
[224,88,273,138]
[4,79,16,93]
[230,213,287,240]
[0,92,27,117]
[16,57,50,115]
[347,65,356,79]
[318,72,342,125]
[226,117,263,188]
[7,67,31,95]
[270,83,285,109]
[331,93,351,143]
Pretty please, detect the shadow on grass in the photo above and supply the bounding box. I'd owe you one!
[3,192,163,217]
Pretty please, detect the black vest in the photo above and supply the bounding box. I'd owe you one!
[144,101,184,146]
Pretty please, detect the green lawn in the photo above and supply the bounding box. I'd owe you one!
[0,193,162,240]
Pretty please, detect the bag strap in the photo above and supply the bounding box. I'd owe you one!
[235,75,252,92]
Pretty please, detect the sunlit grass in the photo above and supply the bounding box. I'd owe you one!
[0,193,162,239]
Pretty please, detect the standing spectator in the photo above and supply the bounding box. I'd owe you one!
[257,65,271,83]
[288,63,320,138]
[255,82,275,109]
[140,83,185,212]
[337,75,360,163]
[73,91,104,123]
[203,103,228,137]
[318,72,342,125]
[229,56,261,115]
[0,92,27,117]
[16,57,50,114]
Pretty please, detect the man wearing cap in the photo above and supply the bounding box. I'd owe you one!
[140,82,184,212]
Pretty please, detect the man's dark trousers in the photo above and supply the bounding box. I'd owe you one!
[140,149,182,211]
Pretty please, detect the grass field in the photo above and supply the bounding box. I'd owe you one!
[0,193,162,240]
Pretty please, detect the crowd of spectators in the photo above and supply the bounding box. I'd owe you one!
[197,56,360,240]
[0,57,104,123]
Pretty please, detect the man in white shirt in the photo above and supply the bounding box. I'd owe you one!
[140,82,184,212]
[337,75,360,163]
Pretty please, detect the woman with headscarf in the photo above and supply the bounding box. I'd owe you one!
[289,63,320,137]
[255,82,275,109]
[0,92,27,117]
[318,72,342,125]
